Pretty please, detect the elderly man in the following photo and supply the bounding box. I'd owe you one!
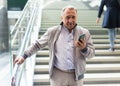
[15,5,95,86]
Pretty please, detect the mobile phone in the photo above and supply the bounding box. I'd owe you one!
[78,34,85,41]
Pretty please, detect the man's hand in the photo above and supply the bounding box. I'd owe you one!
[74,39,86,50]
[14,57,25,64]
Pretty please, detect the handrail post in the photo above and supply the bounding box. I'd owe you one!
[11,77,15,86]
[11,64,19,86]
[13,53,16,67]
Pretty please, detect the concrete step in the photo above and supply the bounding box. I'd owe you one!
[87,56,120,63]
[26,43,119,51]
[11,39,120,48]
[92,35,120,39]
[36,56,120,64]
[38,32,120,38]
[94,44,120,49]
[39,28,120,35]
[95,50,120,56]
[35,63,120,74]
[34,73,120,85]
[84,84,120,86]
[93,39,120,44]
[36,50,120,56]
[34,84,120,86]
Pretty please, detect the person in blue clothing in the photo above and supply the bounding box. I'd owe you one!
[96,0,120,51]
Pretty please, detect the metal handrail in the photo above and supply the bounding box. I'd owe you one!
[11,7,36,86]
[11,12,35,85]
[11,0,43,86]
[10,1,30,35]
[10,2,32,48]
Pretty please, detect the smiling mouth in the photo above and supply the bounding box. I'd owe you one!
[69,23,73,26]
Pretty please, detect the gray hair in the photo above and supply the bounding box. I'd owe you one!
[61,5,77,16]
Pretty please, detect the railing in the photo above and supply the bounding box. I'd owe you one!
[11,0,43,86]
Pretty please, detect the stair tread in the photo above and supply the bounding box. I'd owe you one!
[34,73,120,81]
[35,44,120,49]
[35,64,120,68]
[35,64,120,72]
[36,56,120,60]
[36,56,120,64]
[37,50,120,53]
[34,84,120,86]
[36,50,120,56]
[84,84,120,86]
[95,50,120,55]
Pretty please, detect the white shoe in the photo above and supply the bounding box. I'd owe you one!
[108,48,115,52]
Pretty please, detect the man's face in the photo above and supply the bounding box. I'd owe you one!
[61,8,77,31]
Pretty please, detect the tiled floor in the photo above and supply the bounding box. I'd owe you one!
[0,52,11,86]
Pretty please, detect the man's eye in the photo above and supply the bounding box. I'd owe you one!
[66,16,75,19]
[66,16,70,19]
[72,16,75,19]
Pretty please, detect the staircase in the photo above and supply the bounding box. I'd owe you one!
[33,0,120,86]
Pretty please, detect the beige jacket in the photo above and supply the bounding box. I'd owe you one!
[23,25,95,80]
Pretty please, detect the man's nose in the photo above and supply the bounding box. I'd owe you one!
[69,18,73,22]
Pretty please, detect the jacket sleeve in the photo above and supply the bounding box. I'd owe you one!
[22,29,50,59]
[81,29,95,59]
[98,0,105,18]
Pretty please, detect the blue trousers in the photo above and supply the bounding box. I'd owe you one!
[108,28,116,48]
